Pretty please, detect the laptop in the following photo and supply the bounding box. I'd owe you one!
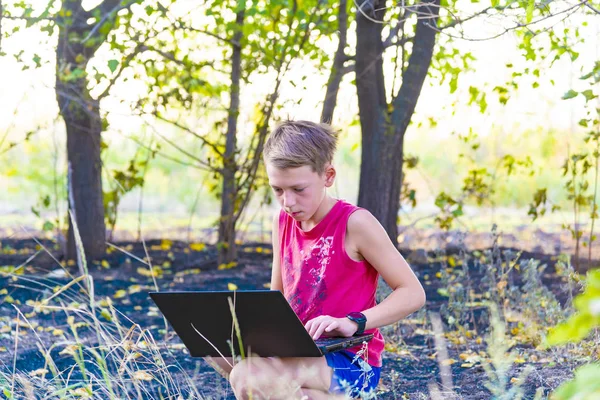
[149,290,373,358]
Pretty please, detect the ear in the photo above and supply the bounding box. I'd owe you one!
[323,164,336,188]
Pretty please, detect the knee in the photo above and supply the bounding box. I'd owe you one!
[230,358,287,399]
[229,359,253,399]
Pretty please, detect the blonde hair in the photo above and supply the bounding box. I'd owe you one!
[263,120,339,174]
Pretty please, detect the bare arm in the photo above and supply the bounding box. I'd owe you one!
[350,210,426,330]
[306,209,426,340]
[270,212,283,293]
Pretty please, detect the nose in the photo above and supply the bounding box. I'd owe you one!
[282,191,296,210]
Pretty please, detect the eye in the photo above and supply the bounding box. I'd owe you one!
[273,188,283,194]
[294,188,305,193]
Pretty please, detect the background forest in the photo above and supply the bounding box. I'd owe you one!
[0,0,599,398]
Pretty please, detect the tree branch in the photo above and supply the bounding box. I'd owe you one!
[233,90,279,223]
[585,2,600,14]
[0,14,56,22]
[82,0,139,44]
[119,128,212,171]
[342,63,355,75]
[139,44,187,66]
[179,25,240,48]
[434,0,587,41]
[97,45,140,100]
[382,7,413,48]
[140,43,225,73]
[154,114,224,158]
[321,0,349,123]
[437,6,494,30]
[89,0,131,18]
[143,117,220,172]
[383,35,413,49]
[234,1,328,223]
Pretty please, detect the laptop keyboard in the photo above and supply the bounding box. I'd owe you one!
[315,337,353,346]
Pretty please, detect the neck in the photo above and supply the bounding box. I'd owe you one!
[300,195,337,231]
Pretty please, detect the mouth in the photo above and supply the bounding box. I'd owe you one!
[291,211,301,217]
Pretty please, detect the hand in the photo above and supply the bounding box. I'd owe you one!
[304,315,359,340]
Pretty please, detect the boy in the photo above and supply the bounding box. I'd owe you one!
[216,120,425,399]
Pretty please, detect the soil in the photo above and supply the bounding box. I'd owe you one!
[0,238,588,399]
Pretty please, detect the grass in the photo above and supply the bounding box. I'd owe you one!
[0,217,209,399]
[0,286,206,399]
[0,219,598,399]
[379,227,596,399]
[0,223,376,400]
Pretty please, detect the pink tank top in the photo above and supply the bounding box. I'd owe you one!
[278,199,385,367]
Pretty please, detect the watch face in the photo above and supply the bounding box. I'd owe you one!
[348,312,366,321]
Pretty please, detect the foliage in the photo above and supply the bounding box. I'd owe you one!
[124,0,339,261]
[433,132,533,230]
[103,144,158,238]
[481,305,539,400]
[544,267,600,400]
[551,363,600,400]
[529,61,600,269]
[546,268,600,346]
[30,194,59,233]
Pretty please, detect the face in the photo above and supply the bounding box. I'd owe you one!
[266,162,335,221]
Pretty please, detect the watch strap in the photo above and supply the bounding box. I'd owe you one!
[346,312,366,335]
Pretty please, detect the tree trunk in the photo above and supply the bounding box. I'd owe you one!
[56,1,106,262]
[321,0,348,124]
[356,0,439,247]
[355,0,392,239]
[218,7,244,265]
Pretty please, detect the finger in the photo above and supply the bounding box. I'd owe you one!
[304,316,321,330]
[306,318,317,334]
[313,321,328,340]
[306,316,327,336]
[304,320,312,333]
[324,321,339,332]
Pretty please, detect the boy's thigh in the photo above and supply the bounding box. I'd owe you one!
[231,356,333,392]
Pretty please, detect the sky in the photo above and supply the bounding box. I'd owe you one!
[1,1,598,146]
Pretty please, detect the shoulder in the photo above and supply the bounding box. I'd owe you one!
[345,209,385,262]
[347,208,379,230]
[347,208,383,240]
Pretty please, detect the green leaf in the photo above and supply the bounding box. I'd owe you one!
[108,59,119,73]
[100,308,112,322]
[449,76,458,94]
[31,206,40,218]
[552,364,600,400]
[451,208,464,217]
[547,270,600,346]
[581,89,597,102]
[525,0,534,23]
[32,54,42,68]
[562,89,578,100]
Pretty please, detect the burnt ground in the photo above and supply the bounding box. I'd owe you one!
[0,238,590,399]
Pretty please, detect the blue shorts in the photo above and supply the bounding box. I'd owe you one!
[324,350,381,397]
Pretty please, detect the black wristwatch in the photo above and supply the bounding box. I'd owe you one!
[346,312,367,335]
